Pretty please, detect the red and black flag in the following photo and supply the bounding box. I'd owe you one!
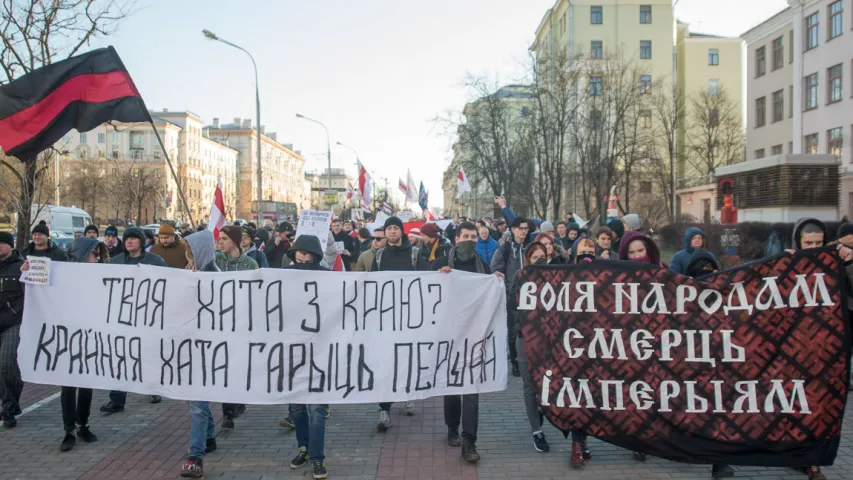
[0,46,151,160]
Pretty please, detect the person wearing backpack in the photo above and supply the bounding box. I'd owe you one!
[369,216,428,430]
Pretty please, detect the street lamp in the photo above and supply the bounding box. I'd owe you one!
[296,114,332,191]
[203,29,263,223]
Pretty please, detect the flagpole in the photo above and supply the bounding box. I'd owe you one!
[149,122,196,228]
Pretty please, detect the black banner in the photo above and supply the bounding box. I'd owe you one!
[518,247,850,466]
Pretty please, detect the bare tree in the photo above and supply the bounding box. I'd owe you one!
[103,156,163,225]
[685,86,743,178]
[62,155,107,219]
[648,80,686,223]
[0,0,136,244]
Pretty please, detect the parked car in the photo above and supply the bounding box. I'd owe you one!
[22,205,93,237]
[141,224,160,236]
[53,236,75,252]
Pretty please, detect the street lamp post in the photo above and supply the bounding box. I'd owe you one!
[671,1,680,222]
[203,29,262,223]
[337,141,361,204]
[296,114,332,192]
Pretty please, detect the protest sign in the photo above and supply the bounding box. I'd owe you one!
[19,264,507,404]
[398,211,414,223]
[296,210,332,245]
[19,257,51,285]
[517,247,850,467]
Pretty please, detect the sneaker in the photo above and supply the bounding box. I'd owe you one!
[205,437,217,454]
[581,436,591,460]
[711,464,734,478]
[511,363,520,377]
[325,406,331,418]
[290,447,310,469]
[312,461,328,479]
[149,395,162,404]
[234,404,246,418]
[221,416,235,429]
[59,433,76,452]
[2,415,16,428]
[461,438,480,463]
[447,428,461,447]
[377,409,392,431]
[533,432,550,453]
[279,416,295,430]
[632,452,647,462]
[404,401,415,416]
[76,425,98,443]
[180,456,203,478]
[806,466,826,480]
[99,402,124,414]
[570,440,584,468]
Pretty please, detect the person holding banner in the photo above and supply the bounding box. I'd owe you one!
[371,216,428,429]
[0,232,24,429]
[282,234,330,479]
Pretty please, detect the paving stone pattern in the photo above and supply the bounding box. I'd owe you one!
[2,375,853,479]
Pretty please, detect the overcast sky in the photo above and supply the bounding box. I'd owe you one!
[93,0,788,209]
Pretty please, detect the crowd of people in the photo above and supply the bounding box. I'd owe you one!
[1,199,852,480]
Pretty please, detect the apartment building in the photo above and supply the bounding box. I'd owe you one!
[742,0,853,217]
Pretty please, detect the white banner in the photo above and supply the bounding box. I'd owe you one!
[19,263,507,404]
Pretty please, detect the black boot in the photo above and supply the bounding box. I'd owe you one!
[511,362,520,377]
[461,438,480,463]
[60,433,76,451]
[447,427,461,447]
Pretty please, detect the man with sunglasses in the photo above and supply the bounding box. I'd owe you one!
[355,227,385,272]
[490,216,530,377]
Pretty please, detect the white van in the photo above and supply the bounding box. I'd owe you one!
[29,205,93,236]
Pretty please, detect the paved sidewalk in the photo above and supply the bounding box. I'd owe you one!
[1,375,853,479]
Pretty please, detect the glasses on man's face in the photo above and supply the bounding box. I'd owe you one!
[516,226,529,231]
[373,237,386,242]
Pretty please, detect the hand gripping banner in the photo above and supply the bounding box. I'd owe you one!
[517,247,850,467]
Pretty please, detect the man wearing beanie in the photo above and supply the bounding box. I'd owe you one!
[0,231,25,428]
[104,225,123,259]
[84,225,99,239]
[23,221,68,262]
[239,226,269,268]
[100,226,167,414]
[622,213,643,232]
[370,216,428,429]
[420,223,451,263]
[265,222,294,268]
[214,224,258,429]
[837,222,853,248]
[150,224,189,269]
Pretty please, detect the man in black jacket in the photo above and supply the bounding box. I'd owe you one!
[331,219,355,271]
[370,216,428,430]
[264,222,294,268]
[22,222,68,262]
[431,222,504,463]
[0,232,24,428]
[103,225,123,259]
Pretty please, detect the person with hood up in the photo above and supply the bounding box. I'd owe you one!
[0,232,24,428]
[595,226,617,259]
[22,221,68,261]
[179,230,219,478]
[421,223,451,263]
[331,219,356,271]
[512,242,553,454]
[58,238,106,451]
[370,216,427,428]
[149,224,189,269]
[240,226,269,268]
[355,227,385,272]
[432,221,502,464]
[786,218,853,480]
[476,226,500,265]
[252,228,269,253]
[265,222,294,268]
[607,218,626,252]
[491,216,530,377]
[104,225,123,259]
[669,227,707,275]
[565,222,581,245]
[101,227,166,414]
[281,235,331,480]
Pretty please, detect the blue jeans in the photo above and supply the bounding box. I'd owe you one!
[108,390,126,406]
[188,401,215,458]
[290,404,327,463]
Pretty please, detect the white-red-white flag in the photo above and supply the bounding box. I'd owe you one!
[406,169,418,204]
[346,182,354,200]
[357,160,372,209]
[456,167,471,198]
[207,177,226,240]
[332,252,345,271]
[425,208,435,221]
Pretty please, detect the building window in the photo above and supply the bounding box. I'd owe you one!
[772,36,784,70]
[789,30,794,63]
[640,40,652,59]
[789,85,794,117]
[639,75,651,94]
[97,133,105,144]
[805,133,819,153]
[755,46,766,77]
[788,141,793,154]
[79,133,88,143]
[640,5,651,24]
[772,89,784,122]
[828,64,842,103]
[708,48,719,65]
[806,12,819,50]
[828,127,843,157]
[828,1,843,40]
[771,144,783,155]
[589,76,602,96]
[805,73,819,110]
[755,148,766,159]
[589,109,602,129]
[639,109,651,128]
[755,97,766,128]
[591,41,603,59]
[591,6,602,24]
[112,133,120,143]
[708,79,719,95]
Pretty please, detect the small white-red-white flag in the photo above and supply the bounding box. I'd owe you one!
[207,177,226,240]
[425,208,436,221]
[346,182,354,200]
[357,160,372,210]
[332,252,345,271]
[456,167,471,198]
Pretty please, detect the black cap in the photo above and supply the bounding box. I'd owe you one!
[384,216,404,231]
[84,225,99,235]
[277,221,294,233]
[838,223,853,240]
[0,231,14,248]
[32,223,49,236]
[105,225,119,236]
